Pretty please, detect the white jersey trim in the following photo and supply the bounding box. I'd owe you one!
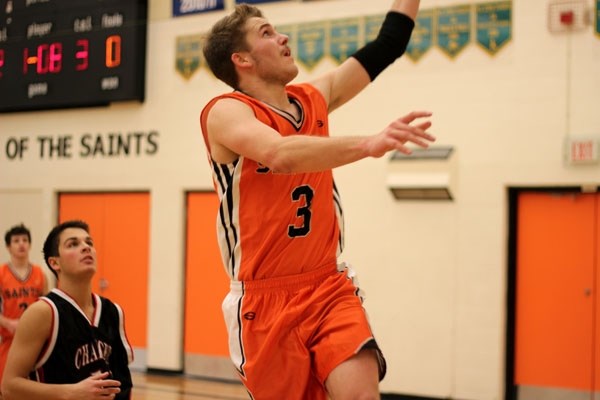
[34,297,59,370]
[114,302,135,364]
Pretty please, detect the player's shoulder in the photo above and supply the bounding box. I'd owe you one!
[0,263,10,281]
[22,298,53,321]
[203,94,256,120]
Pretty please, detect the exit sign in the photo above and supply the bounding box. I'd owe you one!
[565,137,599,165]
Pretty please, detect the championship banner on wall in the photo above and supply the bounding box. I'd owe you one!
[436,4,471,59]
[365,14,385,42]
[172,0,224,17]
[329,18,361,64]
[297,21,327,71]
[476,1,511,56]
[406,9,434,63]
[175,34,205,80]
[173,0,515,81]
[596,0,600,36]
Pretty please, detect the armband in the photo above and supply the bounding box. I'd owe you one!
[351,11,415,81]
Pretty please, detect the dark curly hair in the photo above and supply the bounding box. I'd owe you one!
[43,220,90,278]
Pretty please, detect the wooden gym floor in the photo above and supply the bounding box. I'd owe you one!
[131,371,248,400]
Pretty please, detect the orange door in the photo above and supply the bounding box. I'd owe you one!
[58,193,150,353]
[184,192,230,358]
[514,192,595,392]
[595,194,600,393]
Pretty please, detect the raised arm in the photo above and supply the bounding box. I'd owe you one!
[311,0,420,112]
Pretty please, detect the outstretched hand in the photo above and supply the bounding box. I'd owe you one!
[69,372,121,399]
[368,111,435,157]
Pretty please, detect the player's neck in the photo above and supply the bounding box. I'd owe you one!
[238,85,296,116]
[9,257,30,270]
[9,259,30,280]
[58,281,94,311]
[238,79,291,111]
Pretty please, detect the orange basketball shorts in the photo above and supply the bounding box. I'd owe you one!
[222,262,386,400]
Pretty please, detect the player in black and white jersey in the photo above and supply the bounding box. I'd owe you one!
[1,220,133,400]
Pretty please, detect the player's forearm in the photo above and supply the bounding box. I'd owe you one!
[2,378,71,400]
[265,135,370,174]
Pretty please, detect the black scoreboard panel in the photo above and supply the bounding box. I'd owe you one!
[0,0,147,113]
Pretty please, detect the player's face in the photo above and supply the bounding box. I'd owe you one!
[54,227,97,277]
[242,17,298,84]
[7,234,30,260]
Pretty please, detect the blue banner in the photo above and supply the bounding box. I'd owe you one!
[329,18,360,64]
[173,0,224,17]
[297,22,326,71]
[176,34,204,80]
[436,5,471,59]
[476,1,511,56]
[406,9,434,62]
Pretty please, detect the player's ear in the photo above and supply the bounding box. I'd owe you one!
[48,257,60,273]
[232,52,251,68]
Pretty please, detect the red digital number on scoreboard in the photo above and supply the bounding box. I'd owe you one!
[21,36,121,76]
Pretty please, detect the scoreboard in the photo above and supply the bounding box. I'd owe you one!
[0,0,148,113]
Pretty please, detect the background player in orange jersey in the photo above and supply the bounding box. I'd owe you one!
[0,224,48,385]
[200,1,434,399]
[1,220,132,400]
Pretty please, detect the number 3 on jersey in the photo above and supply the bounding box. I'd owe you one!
[288,185,313,237]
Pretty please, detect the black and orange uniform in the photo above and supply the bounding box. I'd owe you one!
[201,83,385,400]
[30,288,134,400]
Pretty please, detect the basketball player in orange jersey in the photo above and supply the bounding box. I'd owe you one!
[0,224,48,384]
[200,1,434,399]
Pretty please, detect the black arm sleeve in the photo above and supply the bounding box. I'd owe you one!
[351,11,415,81]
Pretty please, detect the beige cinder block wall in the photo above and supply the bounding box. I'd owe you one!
[1,1,598,398]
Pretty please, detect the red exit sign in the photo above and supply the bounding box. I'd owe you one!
[566,137,599,164]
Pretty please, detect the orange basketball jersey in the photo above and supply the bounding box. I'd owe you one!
[200,84,344,281]
[0,263,46,339]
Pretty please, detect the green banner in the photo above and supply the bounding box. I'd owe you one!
[436,5,471,59]
[329,18,361,64]
[365,14,385,43]
[406,9,434,62]
[476,1,511,55]
[297,21,327,71]
[596,0,600,36]
[175,34,204,80]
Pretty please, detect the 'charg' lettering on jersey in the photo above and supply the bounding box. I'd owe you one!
[201,83,345,282]
[74,340,113,369]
